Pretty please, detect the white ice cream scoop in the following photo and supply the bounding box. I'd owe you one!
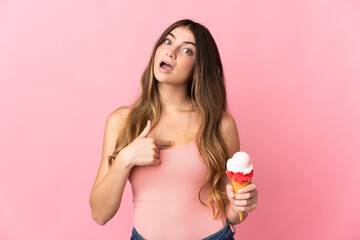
[226,151,253,174]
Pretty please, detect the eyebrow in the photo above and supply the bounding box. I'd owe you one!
[168,33,196,47]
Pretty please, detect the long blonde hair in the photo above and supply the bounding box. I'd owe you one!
[108,19,230,219]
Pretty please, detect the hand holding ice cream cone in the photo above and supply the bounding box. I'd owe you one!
[225,151,258,221]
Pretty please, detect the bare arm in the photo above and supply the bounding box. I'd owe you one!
[89,106,131,225]
[219,112,242,225]
[220,112,258,225]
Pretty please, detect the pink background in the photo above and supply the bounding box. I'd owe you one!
[1,0,359,239]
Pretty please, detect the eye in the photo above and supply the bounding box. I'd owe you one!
[164,39,171,45]
[183,48,193,55]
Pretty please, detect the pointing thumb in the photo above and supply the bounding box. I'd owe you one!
[138,120,151,138]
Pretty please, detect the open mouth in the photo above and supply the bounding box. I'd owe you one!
[159,61,174,72]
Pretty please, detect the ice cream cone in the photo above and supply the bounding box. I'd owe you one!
[226,151,254,222]
[231,179,251,221]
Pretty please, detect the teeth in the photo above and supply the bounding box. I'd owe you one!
[161,61,172,67]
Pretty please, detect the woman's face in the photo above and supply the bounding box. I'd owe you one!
[153,26,196,85]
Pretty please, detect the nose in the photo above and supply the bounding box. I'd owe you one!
[166,47,176,58]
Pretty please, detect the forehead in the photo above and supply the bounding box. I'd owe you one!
[169,26,195,43]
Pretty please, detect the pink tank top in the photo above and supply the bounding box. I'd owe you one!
[128,140,227,240]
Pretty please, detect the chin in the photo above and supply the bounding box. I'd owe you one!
[154,71,171,83]
[154,71,189,85]
[153,72,164,82]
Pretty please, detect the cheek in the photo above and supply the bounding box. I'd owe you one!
[154,51,159,63]
[180,58,195,72]
[154,48,162,63]
[179,62,195,81]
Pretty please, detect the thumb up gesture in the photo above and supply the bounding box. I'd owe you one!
[117,120,174,167]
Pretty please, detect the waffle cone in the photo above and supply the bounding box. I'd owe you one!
[231,179,251,221]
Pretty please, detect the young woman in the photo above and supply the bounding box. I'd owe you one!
[89,19,258,240]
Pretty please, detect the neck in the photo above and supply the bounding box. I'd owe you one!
[157,82,193,113]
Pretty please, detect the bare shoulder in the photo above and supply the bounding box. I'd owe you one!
[220,111,241,187]
[91,105,131,189]
[107,105,131,126]
[103,105,132,151]
[220,111,240,158]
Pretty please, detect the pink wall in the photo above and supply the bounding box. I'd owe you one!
[1,0,359,239]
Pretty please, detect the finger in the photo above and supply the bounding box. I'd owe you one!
[156,142,174,150]
[150,140,159,151]
[236,182,256,194]
[235,206,247,212]
[226,183,235,198]
[237,203,257,213]
[235,190,257,200]
[234,197,255,207]
[138,120,152,138]
[153,151,159,159]
[152,158,161,165]
[155,139,174,147]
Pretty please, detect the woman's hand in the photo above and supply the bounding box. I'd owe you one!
[117,120,173,167]
[226,182,258,216]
